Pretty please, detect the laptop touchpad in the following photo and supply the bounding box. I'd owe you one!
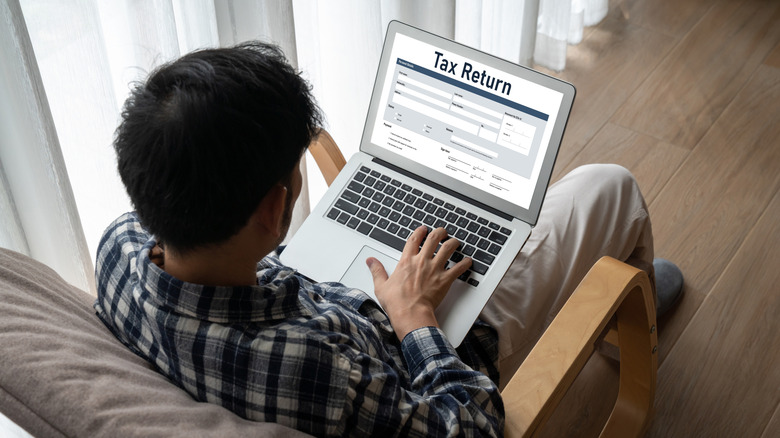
[339,246,399,306]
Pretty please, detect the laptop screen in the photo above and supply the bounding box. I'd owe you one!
[361,22,574,224]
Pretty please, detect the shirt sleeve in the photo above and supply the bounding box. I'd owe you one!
[340,326,504,437]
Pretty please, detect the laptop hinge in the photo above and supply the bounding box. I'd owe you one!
[372,157,514,222]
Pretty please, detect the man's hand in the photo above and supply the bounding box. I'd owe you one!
[367,226,472,341]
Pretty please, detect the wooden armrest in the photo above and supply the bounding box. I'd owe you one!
[502,256,657,438]
[309,129,346,186]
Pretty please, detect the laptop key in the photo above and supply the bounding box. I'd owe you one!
[471,260,488,275]
[327,208,340,220]
[341,190,361,204]
[337,212,350,225]
[370,228,406,252]
[357,209,369,219]
[474,250,495,265]
[347,218,360,229]
[488,231,507,245]
[500,227,512,236]
[335,199,358,215]
[348,181,365,193]
[488,243,501,255]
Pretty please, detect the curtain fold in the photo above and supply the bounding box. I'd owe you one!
[1,0,606,289]
[0,0,93,292]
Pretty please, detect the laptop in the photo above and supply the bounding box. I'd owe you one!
[281,21,575,347]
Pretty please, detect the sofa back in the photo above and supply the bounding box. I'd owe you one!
[0,248,309,437]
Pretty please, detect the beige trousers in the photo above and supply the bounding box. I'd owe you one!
[478,164,655,387]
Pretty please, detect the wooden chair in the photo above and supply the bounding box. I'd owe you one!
[309,130,657,437]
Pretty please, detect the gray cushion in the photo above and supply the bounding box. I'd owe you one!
[0,248,310,437]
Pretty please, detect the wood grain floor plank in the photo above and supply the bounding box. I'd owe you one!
[647,190,780,437]
[620,0,717,38]
[764,41,780,67]
[557,123,689,205]
[612,0,780,149]
[760,404,780,437]
[648,63,780,297]
[535,15,676,182]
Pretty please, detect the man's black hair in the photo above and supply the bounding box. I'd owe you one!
[114,42,322,253]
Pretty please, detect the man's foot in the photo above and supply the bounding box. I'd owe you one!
[654,258,684,317]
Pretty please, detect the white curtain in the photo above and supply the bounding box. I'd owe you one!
[0,0,605,292]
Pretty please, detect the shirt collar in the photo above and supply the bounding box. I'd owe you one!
[136,239,314,323]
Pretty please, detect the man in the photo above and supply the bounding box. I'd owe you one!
[96,42,681,437]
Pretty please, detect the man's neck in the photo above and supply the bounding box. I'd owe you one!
[163,247,259,287]
[161,228,274,287]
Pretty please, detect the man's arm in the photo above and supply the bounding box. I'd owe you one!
[346,226,502,436]
[339,325,503,437]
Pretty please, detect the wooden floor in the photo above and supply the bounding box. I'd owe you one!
[531,0,780,436]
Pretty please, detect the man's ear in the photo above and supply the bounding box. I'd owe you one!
[252,184,288,238]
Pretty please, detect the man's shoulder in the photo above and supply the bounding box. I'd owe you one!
[94,212,150,297]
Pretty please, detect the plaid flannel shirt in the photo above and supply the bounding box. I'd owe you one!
[95,212,504,437]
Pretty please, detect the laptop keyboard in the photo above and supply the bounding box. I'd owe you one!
[325,165,513,285]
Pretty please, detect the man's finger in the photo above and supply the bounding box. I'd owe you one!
[366,257,389,286]
[421,227,446,256]
[401,226,428,260]
[449,257,473,279]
